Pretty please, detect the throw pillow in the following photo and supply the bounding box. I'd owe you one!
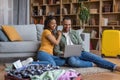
[36,24,44,41]
[2,25,22,41]
[0,29,9,41]
[75,29,84,35]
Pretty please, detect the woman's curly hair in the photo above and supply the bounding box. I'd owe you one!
[44,15,56,30]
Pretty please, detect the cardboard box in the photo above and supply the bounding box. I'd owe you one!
[108,21,119,25]
[90,9,98,13]
[89,0,98,1]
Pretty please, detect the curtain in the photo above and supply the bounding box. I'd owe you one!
[13,0,29,25]
[0,0,13,25]
[0,0,29,25]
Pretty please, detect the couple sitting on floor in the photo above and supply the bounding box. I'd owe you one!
[36,15,120,72]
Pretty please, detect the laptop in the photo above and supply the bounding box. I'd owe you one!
[59,45,83,58]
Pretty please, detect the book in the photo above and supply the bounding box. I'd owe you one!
[33,6,38,16]
[39,9,43,16]
[62,7,68,15]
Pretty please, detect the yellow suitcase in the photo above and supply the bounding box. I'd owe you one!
[102,30,120,57]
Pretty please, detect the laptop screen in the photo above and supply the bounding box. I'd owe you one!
[63,45,83,57]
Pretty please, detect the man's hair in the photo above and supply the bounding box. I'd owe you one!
[63,17,71,21]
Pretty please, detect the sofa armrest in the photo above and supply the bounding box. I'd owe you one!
[80,33,90,52]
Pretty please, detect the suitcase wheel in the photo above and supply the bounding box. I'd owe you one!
[117,55,120,58]
[101,54,105,58]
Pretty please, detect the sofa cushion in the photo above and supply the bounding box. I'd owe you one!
[0,41,40,53]
[0,29,9,41]
[13,24,37,41]
[0,52,36,58]
[36,24,44,41]
[2,25,22,41]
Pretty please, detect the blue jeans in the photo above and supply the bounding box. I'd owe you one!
[68,51,116,70]
[37,51,66,66]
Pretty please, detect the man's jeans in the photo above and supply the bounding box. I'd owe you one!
[68,51,116,70]
[37,51,66,66]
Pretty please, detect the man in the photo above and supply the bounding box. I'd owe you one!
[54,17,120,72]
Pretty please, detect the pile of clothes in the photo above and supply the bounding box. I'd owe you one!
[6,64,82,80]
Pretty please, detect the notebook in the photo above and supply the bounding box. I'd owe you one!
[60,45,83,58]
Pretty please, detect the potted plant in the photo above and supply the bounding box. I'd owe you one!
[78,1,90,29]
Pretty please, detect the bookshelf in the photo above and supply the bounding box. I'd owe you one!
[30,0,120,54]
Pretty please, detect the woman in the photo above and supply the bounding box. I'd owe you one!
[37,16,66,66]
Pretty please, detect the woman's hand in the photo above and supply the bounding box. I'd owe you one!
[57,30,62,36]
[46,30,62,45]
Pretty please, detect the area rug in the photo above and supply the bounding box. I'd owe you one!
[61,67,110,75]
[5,63,110,75]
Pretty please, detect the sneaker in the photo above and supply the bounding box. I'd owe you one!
[21,57,33,66]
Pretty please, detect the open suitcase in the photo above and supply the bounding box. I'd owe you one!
[5,74,81,80]
[102,30,120,57]
[4,74,30,80]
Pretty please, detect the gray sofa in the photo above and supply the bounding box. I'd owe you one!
[0,24,90,59]
[0,24,44,58]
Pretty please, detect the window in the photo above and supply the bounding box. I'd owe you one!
[0,0,13,24]
[0,0,29,25]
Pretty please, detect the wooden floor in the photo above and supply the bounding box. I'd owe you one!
[0,58,120,80]
[83,58,120,80]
